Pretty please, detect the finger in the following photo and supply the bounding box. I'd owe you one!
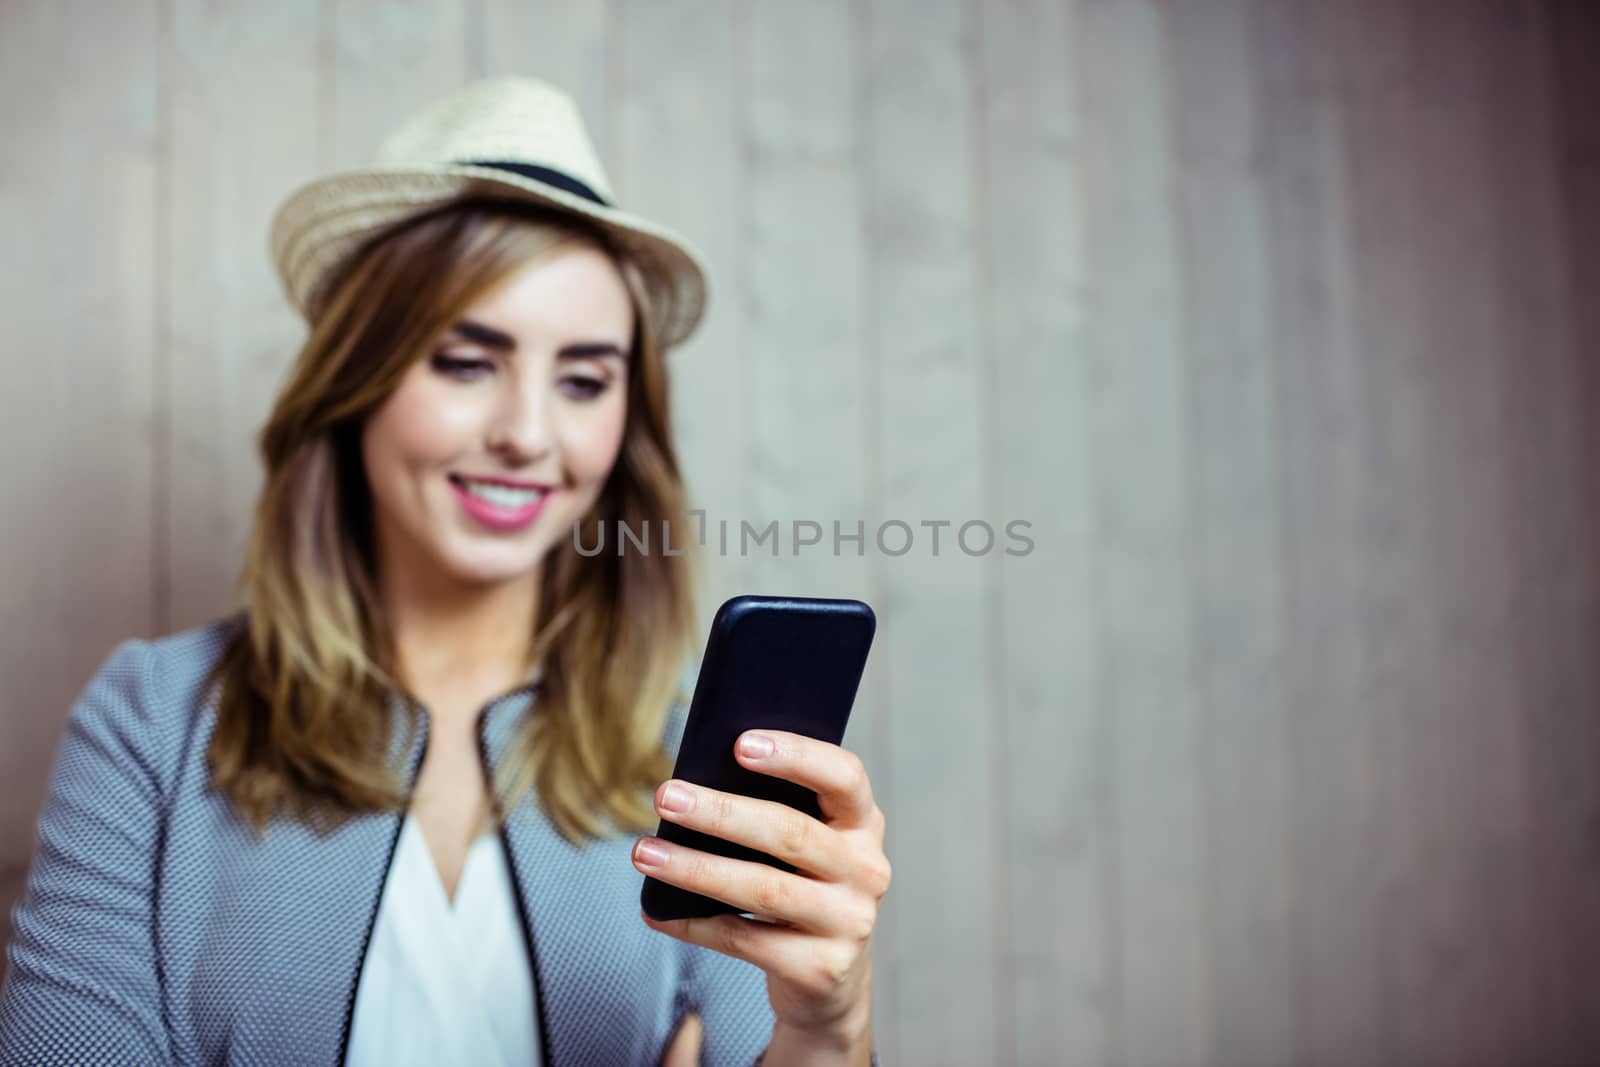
[653,779,854,883]
[641,910,856,997]
[632,836,851,934]
[733,730,879,828]
[658,1011,702,1067]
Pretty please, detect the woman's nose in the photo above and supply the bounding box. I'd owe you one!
[485,383,555,461]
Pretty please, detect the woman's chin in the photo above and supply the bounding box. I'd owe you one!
[435,543,548,588]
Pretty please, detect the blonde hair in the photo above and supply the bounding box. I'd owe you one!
[204,199,700,844]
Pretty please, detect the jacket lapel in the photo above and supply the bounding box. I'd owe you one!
[479,690,678,1067]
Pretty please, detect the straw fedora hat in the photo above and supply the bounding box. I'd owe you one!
[268,76,710,347]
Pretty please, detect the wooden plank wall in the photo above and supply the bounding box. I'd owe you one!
[3,2,1596,1063]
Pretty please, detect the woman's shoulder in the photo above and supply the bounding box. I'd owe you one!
[89,609,244,707]
[139,609,246,676]
[66,610,247,782]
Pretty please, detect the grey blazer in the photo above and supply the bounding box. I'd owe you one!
[0,614,776,1066]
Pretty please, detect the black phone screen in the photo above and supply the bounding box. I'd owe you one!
[639,594,876,922]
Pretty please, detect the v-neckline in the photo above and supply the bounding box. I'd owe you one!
[406,812,497,915]
[351,813,525,1067]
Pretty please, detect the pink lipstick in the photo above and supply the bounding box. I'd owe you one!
[449,476,552,533]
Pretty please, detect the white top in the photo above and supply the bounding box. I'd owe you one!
[345,812,539,1067]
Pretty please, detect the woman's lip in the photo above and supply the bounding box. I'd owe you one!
[450,473,553,491]
[449,477,553,532]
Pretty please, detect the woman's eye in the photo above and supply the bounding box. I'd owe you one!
[560,376,609,400]
[430,353,492,378]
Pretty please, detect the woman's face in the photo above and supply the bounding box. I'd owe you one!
[361,239,633,593]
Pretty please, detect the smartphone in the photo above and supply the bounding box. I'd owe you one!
[640,594,876,922]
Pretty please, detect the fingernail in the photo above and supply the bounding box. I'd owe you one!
[660,781,694,813]
[738,732,774,759]
[634,837,668,869]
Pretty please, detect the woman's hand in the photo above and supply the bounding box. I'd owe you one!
[632,729,891,1053]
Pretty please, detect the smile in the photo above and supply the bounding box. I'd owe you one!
[448,475,552,532]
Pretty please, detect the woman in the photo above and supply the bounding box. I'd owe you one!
[0,77,888,1066]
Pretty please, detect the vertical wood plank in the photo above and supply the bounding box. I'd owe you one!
[1251,4,1382,1063]
[973,0,1111,1063]
[858,0,997,1058]
[613,0,746,635]
[1076,2,1212,1063]
[1402,4,1539,1061]
[1165,2,1296,1063]
[1435,2,1569,1060]
[741,0,890,1050]
[743,0,872,603]
[165,0,322,632]
[1519,1,1600,1058]
[1322,3,1435,1062]
[0,0,162,937]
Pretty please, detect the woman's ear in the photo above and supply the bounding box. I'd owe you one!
[658,1011,703,1067]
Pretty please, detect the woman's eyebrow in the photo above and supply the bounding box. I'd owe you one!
[557,341,629,361]
[449,318,629,360]
[450,319,516,350]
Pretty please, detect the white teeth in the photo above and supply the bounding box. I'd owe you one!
[459,479,545,509]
